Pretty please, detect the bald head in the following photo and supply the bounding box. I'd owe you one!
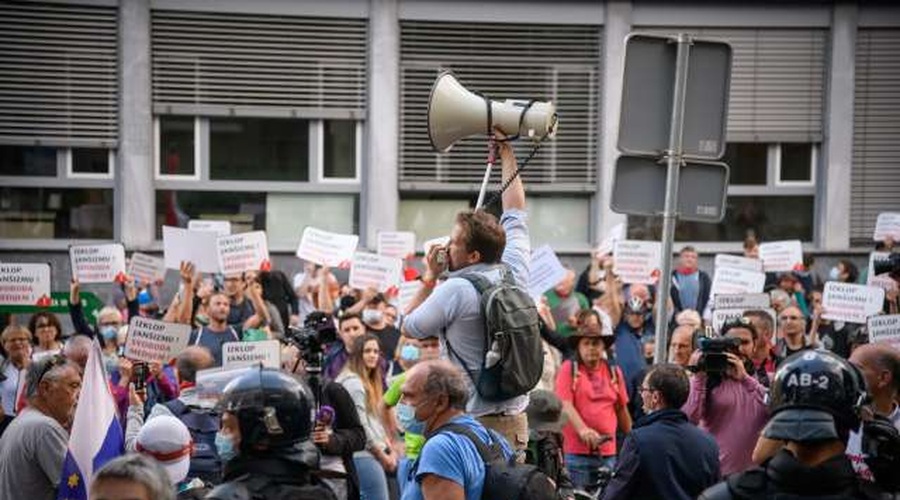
[850,343,900,398]
[175,346,215,384]
[669,326,695,366]
[405,360,469,411]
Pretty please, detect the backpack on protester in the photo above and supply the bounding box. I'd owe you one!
[164,399,222,484]
[445,267,544,402]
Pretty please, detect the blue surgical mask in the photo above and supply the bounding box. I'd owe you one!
[215,432,237,462]
[396,403,426,435]
[828,266,841,281]
[400,344,420,362]
[100,326,118,341]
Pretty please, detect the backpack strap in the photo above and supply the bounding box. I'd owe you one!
[458,272,493,296]
[443,272,494,388]
[431,422,505,463]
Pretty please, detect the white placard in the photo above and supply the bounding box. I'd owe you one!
[714,254,763,273]
[867,252,899,293]
[758,240,803,273]
[873,213,900,242]
[0,263,51,306]
[163,226,221,274]
[713,293,771,311]
[528,245,567,300]
[595,223,627,257]
[377,231,416,260]
[69,243,127,284]
[613,240,662,284]
[349,252,403,292]
[188,219,232,237]
[397,280,423,313]
[711,267,767,297]
[129,252,166,285]
[423,236,450,254]
[868,314,900,350]
[124,316,192,363]
[195,366,254,409]
[222,340,281,369]
[296,227,359,267]
[217,231,270,275]
[712,307,777,335]
[822,282,885,324]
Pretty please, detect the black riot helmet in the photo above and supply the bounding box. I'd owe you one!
[218,366,313,454]
[763,350,868,442]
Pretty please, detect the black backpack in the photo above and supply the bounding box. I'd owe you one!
[446,268,543,402]
[164,399,222,484]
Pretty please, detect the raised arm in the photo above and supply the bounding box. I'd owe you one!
[497,132,525,212]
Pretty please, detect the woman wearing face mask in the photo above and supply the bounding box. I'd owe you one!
[68,277,140,355]
[337,334,393,500]
[96,306,125,375]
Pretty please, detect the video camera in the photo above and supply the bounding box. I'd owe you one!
[688,336,741,374]
[285,311,337,372]
[873,252,900,278]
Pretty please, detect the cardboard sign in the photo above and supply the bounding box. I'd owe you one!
[124,316,192,363]
[377,231,416,260]
[195,366,254,409]
[528,245,567,300]
[222,340,281,369]
[711,267,766,297]
[349,252,403,292]
[129,252,166,285]
[162,226,221,274]
[822,282,885,324]
[713,293,771,311]
[217,231,270,275]
[867,252,899,293]
[595,223,627,257]
[0,263,51,306]
[296,227,359,267]
[188,219,232,236]
[396,280,423,313]
[423,236,450,255]
[873,213,900,242]
[712,307,777,335]
[69,243,127,284]
[868,314,900,350]
[758,240,803,273]
[613,240,661,284]
[714,254,763,273]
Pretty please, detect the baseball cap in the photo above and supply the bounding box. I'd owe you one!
[526,390,567,432]
[136,415,193,485]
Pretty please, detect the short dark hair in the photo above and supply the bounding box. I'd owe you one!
[721,317,758,341]
[28,312,62,344]
[646,364,690,408]
[680,245,697,254]
[455,210,506,264]
[743,310,773,337]
[339,312,363,329]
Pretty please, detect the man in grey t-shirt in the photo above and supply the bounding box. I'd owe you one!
[0,355,81,500]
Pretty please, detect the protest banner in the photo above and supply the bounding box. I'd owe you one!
[595,222,627,257]
[711,267,766,297]
[713,293,771,311]
[712,307,777,337]
[124,316,192,363]
[188,219,232,236]
[758,240,803,273]
[423,236,450,255]
[296,227,359,267]
[195,366,254,409]
[396,280,423,313]
[222,340,281,369]
[377,231,416,260]
[128,252,166,285]
[822,282,885,324]
[349,252,403,292]
[873,213,900,242]
[69,243,126,284]
[217,231,270,275]
[714,254,763,273]
[162,226,220,273]
[0,263,51,306]
[613,240,661,284]
[868,314,900,350]
[0,291,103,322]
[528,245,567,300]
[867,252,899,293]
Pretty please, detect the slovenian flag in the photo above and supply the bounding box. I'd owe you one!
[57,338,124,500]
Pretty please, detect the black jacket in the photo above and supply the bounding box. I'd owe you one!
[318,381,366,500]
[602,408,720,500]
[669,269,712,316]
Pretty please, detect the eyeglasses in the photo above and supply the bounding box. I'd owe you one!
[35,322,53,329]
[639,385,655,394]
[3,337,30,344]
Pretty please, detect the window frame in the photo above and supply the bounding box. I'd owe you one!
[154,116,202,181]
[66,148,115,180]
[317,120,362,184]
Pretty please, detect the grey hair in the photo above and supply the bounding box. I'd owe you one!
[421,360,469,411]
[24,355,74,399]
[91,454,175,500]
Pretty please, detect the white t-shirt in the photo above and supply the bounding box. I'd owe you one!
[846,404,900,481]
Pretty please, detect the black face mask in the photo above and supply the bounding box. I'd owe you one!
[644,356,655,365]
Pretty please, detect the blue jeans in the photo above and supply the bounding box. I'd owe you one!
[565,453,616,491]
[353,452,390,500]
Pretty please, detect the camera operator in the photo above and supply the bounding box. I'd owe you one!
[682,318,769,476]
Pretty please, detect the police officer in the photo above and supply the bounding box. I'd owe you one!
[699,350,896,500]
[205,367,336,500]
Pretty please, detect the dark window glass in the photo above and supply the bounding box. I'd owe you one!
[0,145,56,176]
[324,120,357,179]
[781,143,813,182]
[0,187,113,239]
[72,148,109,174]
[210,118,309,181]
[628,195,814,242]
[160,116,195,176]
[723,143,767,185]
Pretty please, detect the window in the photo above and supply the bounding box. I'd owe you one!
[158,116,196,177]
[0,145,56,176]
[527,196,591,248]
[1,187,113,239]
[724,143,767,185]
[399,198,470,247]
[323,120,358,180]
[779,143,814,184]
[210,118,309,182]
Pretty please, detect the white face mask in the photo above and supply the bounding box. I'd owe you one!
[362,309,383,325]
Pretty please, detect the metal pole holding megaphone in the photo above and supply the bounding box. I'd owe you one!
[474,137,497,211]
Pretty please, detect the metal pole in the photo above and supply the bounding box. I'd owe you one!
[474,161,493,210]
[653,34,691,365]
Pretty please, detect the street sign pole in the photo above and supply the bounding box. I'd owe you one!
[654,34,692,365]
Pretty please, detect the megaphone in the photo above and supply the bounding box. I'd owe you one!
[427,71,558,153]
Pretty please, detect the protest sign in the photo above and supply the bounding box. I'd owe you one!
[0,291,103,321]
[129,252,166,285]
[423,236,450,255]
[222,340,281,369]
[714,254,763,273]
[217,231,270,275]
[595,223,627,257]
[713,293,771,311]
[188,219,231,236]
[396,280,423,313]
[867,252,899,293]
[296,227,359,267]
[124,316,192,363]
[162,226,220,273]
[758,240,803,273]
[873,213,900,242]
[0,263,51,306]
[712,307,777,335]
[528,245,567,300]
[349,252,403,292]
[868,314,900,350]
[69,243,126,284]
[822,282,885,324]
[711,267,766,297]
[377,231,416,260]
[195,366,254,409]
[613,240,661,284]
